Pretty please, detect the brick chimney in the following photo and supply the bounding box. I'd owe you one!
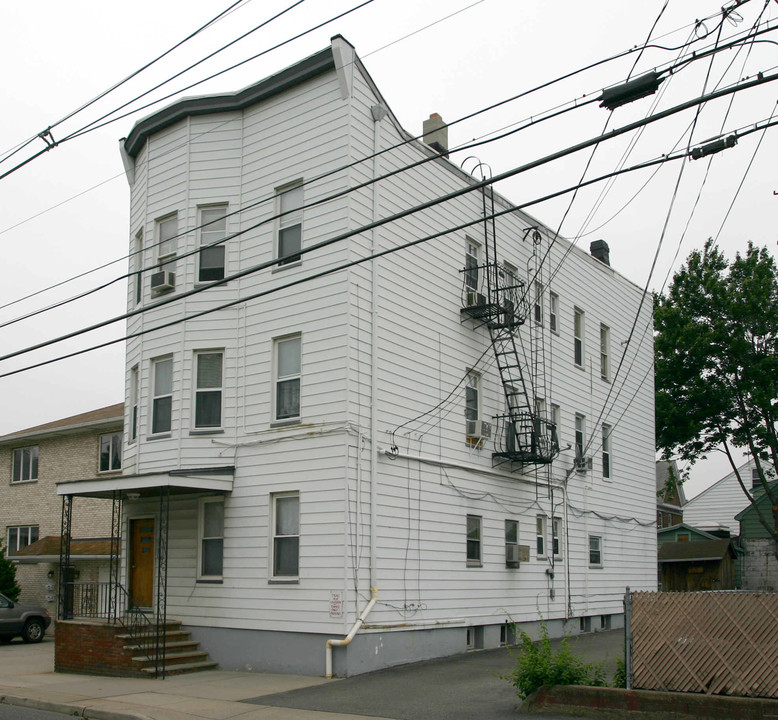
[423,113,448,157]
[590,239,610,266]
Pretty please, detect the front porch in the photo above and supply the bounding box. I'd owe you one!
[55,467,233,678]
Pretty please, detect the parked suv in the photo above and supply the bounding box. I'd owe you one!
[0,592,51,643]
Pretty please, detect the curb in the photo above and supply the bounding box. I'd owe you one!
[0,693,155,720]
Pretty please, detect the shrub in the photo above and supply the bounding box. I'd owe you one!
[502,622,606,699]
[0,540,21,602]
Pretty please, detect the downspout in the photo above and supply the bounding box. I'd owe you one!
[326,586,378,678]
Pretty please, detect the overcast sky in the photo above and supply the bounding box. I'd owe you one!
[1,0,776,497]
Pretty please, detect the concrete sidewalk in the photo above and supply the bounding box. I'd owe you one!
[0,637,386,720]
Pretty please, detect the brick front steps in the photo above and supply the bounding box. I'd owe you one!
[55,618,217,677]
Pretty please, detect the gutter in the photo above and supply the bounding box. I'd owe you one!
[325,587,377,679]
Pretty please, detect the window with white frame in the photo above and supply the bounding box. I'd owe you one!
[551,404,561,445]
[549,292,559,333]
[274,335,301,421]
[7,525,38,555]
[505,519,519,568]
[199,497,224,579]
[534,282,543,325]
[156,214,178,268]
[151,357,173,434]
[194,351,223,429]
[11,446,38,483]
[575,414,585,462]
[130,365,139,444]
[198,205,227,282]
[134,229,143,305]
[536,515,547,557]
[467,514,482,566]
[99,433,122,472]
[589,535,603,566]
[600,324,610,381]
[602,423,612,479]
[272,492,299,578]
[573,307,584,367]
[465,239,479,291]
[465,370,480,436]
[552,517,562,557]
[277,183,303,265]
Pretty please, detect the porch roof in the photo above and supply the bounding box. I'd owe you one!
[12,536,113,563]
[56,466,235,499]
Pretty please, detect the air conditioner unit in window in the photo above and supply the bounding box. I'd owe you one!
[466,419,492,440]
[466,290,487,307]
[151,270,175,293]
[506,545,520,568]
[574,456,593,473]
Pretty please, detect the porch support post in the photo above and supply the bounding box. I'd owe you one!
[58,495,73,620]
[155,486,170,678]
[108,490,123,623]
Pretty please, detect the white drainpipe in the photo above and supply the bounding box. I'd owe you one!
[326,587,378,679]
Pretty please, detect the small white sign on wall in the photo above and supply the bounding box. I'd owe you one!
[329,591,343,618]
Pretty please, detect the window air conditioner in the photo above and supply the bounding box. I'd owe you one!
[466,290,486,307]
[151,270,175,293]
[466,419,492,440]
[506,545,520,568]
[575,456,593,473]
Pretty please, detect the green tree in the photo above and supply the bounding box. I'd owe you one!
[0,539,21,601]
[654,239,778,557]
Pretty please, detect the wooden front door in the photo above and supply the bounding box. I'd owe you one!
[129,518,155,608]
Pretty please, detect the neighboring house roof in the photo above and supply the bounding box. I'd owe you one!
[658,538,735,563]
[12,536,114,563]
[0,403,123,445]
[734,479,778,540]
[656,459,686,508]
[657,523,718,541]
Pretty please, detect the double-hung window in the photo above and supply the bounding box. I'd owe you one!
[534,282,543,325]
[575,414,585,463]
[465,239,479,292]
[467,515,482,567]
[130,365,139,444]
[199,497,224,580]
[194,351,223,429]
[156,214,178,269]
[134,229,143,305]
[151,357,173,434]
[589,535,603,567]
[505,519,519,568]
[12,446,38,483]
[602,424,612,479]
[573,307,584,367]
[274,335,301,422]
[465,370,480,438]
[198,205,227,282]
[552,517,562,557]
[549,292,559,333]
[99,433,122,472]
[277,183,303,265]
[272,492,299,578]
[7,525,38,555]
[600,324,610,381]
[536,515,547,558]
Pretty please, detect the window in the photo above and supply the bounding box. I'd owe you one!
[7,525,38,555]
[751,467,761,489]
[589,535,602,566]
[536,515,547,557]
[534,282,543,325]
[274,335,301,421]
[277,183,303,265]
[194,351,223,429]
[130,365,139,444]
[99,433,122,472]
[573,308,584,367]
[505,519,519,568]
[465,370,480,427]
[156,214,178,268]
[552,517,562,557]
[151,357,173,434]
[602,423,612,479]
[198,205,227,282]
[549,292,559,333]
[551,404,561,444]
[575,414,585,462]
[677,533,690,542]
[134,229,143,305]
[465,239,479,290]
[467,515,482,566]
[11,446,38,483]
[600,324,610,381]
[199,497,224,579]
[272,492,299,578]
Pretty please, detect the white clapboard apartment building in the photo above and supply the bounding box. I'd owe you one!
[58,36,656,677]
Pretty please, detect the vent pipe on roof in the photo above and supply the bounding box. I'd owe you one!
[423,113,448,157]
[590,239,610,266]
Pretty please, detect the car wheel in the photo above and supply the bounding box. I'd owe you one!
[21,619,45,644]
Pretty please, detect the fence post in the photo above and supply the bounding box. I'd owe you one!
[624,586,632,690]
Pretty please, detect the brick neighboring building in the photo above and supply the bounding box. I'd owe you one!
[0,404,123,610]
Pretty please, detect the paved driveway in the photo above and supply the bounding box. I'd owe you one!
[244,630,624,720]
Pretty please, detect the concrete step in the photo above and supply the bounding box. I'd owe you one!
[122,634,193,651]
[140,660,219,676]
[133,650,209,666]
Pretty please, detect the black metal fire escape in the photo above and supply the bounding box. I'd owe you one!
[460,169,558,467]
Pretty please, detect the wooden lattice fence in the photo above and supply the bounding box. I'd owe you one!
[626,590,778,698]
